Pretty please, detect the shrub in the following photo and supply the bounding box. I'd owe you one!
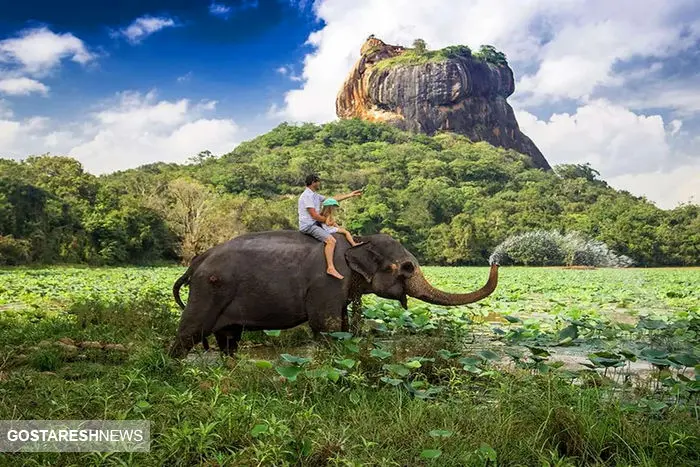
[489,230,634,267]
[0,235,31,265]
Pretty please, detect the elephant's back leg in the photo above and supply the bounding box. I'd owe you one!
[168,270,237,358]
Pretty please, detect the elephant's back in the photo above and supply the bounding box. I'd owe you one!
[209,230,327,273]
[229,230,323,255]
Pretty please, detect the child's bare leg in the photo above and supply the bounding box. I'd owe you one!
[338,228,363,247]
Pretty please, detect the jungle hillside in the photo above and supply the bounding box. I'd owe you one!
[1,118,699,267]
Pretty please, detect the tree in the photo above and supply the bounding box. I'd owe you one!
[474,44,508,66]
[187,150,216,165]
[412,38,428,54]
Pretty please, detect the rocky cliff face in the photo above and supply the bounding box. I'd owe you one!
[336,37,552,170]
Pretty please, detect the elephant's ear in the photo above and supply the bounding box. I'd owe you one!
[345,243,382,283]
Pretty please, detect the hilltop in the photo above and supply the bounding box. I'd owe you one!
[336,36,551,170]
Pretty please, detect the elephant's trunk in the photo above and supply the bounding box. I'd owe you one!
[405,264,498,306]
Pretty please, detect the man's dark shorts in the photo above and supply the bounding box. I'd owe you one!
[300,223,331,242]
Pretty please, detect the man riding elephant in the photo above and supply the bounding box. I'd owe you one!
[298,173,363,280]
[169,229,499,358]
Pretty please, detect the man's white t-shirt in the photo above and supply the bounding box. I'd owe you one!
[298,187,326,230]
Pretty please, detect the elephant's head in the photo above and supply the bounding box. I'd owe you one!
[345,234,498,308]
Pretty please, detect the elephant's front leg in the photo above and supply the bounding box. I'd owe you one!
[214,325,243,357]
[341,304,349,332]
[306,292,346,338]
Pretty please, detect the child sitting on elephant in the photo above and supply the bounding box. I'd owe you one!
[319,198,362,247]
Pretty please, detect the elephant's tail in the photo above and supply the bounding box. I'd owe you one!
[173,252,207,310]
[173,271,190,310]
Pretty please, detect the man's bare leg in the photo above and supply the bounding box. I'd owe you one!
[324,236,344,279]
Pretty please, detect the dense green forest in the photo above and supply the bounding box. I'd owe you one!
[1,119,698,267]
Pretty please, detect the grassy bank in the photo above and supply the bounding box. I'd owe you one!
[0,266,698,465]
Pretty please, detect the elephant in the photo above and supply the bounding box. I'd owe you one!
[168,230,499,358]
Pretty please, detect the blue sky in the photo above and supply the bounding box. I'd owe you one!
[1,0,699,209]
[0,0,315,126]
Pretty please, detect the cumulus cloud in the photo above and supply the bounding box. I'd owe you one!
[607,163,700,210]
[0,116,52,157]
[515,100,699,208]
[115,16,177,44]
[0,26,95,75]
[514,6,700,105]
[0,91,242,174]
[515,100,673,177]
[615,76,700,118]
[0,77,49,96]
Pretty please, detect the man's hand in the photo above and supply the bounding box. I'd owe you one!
[333,189,364,202]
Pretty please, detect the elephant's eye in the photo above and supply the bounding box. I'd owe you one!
[400,262,415,274]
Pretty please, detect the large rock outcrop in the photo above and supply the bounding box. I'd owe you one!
[336,36,551,170]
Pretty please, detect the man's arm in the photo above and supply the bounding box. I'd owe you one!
[306,207,326,223]
[332,189,363,202]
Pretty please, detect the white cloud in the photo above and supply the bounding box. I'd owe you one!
[209,2,233,18]
[279,0,700,122]
[615,76,700,118]
[0,77,49,96]
[196,100,218,111]
[116,16,177,44]
[669,120,683,136]
[209,0,259,19]
[607,164,700,209]
[0,27,95,75]
[276,65,303,81]
[515,8,700,105]
[515,100,699,208]
[177,71,193,82]
[0,99,12,118]
[0,116,51,157]
[516,100,672,177]
[0,91,241,174]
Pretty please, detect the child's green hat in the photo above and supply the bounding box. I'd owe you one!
[322,198,340,207]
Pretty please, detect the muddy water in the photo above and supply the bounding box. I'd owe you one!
[183,308,695,385]
[184,332,695,388]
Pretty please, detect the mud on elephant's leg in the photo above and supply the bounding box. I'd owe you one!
[308,309,344,340]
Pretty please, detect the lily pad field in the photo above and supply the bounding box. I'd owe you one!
[0,265,698,466]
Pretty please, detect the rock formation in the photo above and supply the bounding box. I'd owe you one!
[336,36,552,170]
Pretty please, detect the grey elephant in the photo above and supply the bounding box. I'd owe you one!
[168,231,499,357]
